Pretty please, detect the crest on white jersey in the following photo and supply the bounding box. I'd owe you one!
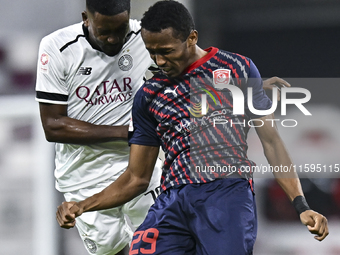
[84,238,97,254]
[39,53,49,74]
[118,54,133,71]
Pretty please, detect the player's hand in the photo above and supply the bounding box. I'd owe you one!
[56,201,83,229]
[300,210,329,241]
[263,77,291,101]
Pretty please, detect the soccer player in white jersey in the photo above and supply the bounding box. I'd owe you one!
[35,0,162,254]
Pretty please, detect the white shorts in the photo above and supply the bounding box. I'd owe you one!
[63,159,162,255]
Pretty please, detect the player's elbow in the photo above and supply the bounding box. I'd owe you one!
[261,134,282,152]
[42,121,65,142]
[45,135,58,143]
[43,131,56,142]
[135,178,150,194]
[130,174,151,195]
[43,127,60,142]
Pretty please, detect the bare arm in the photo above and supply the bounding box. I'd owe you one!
[56,144,159,228]
[39,103,128,144]
[255,114,329,241]
[255,114,301,200]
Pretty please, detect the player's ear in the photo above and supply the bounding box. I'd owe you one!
[82,11,89,27]
[187,30,198,47]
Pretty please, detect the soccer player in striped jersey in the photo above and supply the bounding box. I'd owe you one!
[55,1,327,254]
[35,0,163,254]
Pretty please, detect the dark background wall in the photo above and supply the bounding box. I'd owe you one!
[194,0,340,78]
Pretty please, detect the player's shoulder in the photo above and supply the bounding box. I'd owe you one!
[216,48,251,68]
[129,19,142,33]
[146,72,171,89]
[136,74,168,99]
[40,22,84,50]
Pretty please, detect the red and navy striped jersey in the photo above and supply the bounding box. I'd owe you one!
[129,47,272,191]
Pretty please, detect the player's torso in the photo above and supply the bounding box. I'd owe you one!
[36,21,152,190]
[145,49,256,189]
[61,23,151,125]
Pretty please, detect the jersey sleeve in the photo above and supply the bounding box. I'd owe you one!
[35,36,69,105]
[244,59,272,119]
[128,87,161,147]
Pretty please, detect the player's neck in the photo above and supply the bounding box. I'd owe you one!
[189,45,208,65]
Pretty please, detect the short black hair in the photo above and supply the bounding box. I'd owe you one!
[141,0,195,42]
[86,0,130,16]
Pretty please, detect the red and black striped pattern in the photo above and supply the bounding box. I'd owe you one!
[130,47,272,191]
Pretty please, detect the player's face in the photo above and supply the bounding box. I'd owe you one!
[142,28,196,78]
[82,10,129,56]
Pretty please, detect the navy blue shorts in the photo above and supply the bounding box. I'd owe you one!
[129,178,257,255]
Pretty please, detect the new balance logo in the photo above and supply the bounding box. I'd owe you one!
[77,67,92,75]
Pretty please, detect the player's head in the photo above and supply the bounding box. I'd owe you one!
[141,0,198,78]
[82,0,131,56]
[86,0,130,16]
[141,0,194,42]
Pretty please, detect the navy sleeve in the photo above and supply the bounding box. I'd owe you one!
[244,59,273,119]
[128,88,161,147]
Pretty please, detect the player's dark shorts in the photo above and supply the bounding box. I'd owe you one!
[129,178,257,255]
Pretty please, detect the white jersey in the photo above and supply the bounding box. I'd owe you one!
[35,20,154,192]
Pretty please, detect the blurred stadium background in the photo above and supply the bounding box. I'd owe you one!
[0,0,339,254]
